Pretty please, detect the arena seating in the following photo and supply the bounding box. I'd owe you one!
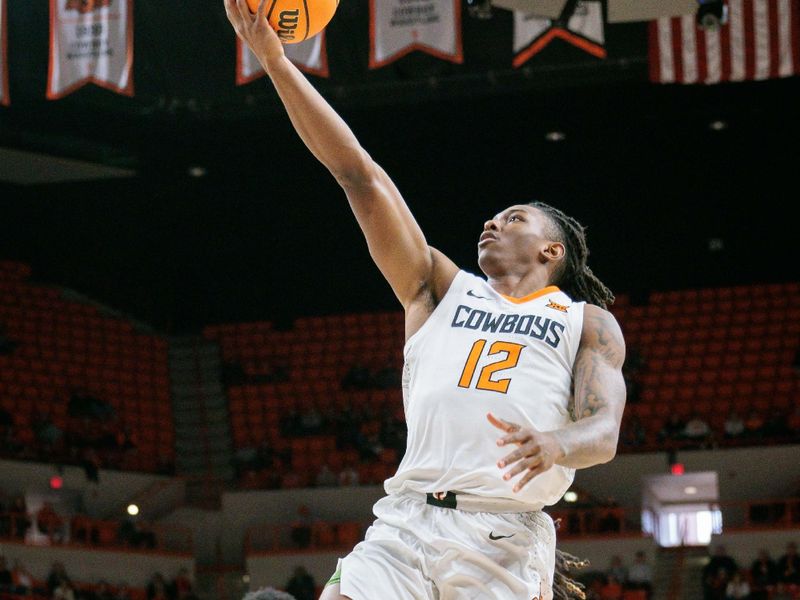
[0,261,173,473]
[207,280,800,490]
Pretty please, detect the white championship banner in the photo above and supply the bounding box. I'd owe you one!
[47,0,134,99]
[1,0,8,106]
[369,0,462,69]
[513,0,605,68]
[236,33,329,84]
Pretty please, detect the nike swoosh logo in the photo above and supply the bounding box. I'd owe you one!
[467,290,491,300]
[489,532,515,540]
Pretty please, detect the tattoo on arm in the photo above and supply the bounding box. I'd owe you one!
[572,309,626,421]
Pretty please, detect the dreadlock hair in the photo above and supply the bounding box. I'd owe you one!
[554,548,591,600]
[527,201,614,309]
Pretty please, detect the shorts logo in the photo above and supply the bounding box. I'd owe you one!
[546,300,569,313]
[488,531,515,540]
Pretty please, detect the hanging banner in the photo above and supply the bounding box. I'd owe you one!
[513,0,605,68]
[649,0,799,84]
[369,0,463,69]
[47,0,134,100]
[236,33,329,84]
[1,0,8,106]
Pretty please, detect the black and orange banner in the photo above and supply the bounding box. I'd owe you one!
[369,0,463,69]
[236,33,330,84]
[513,0,605,68]
[47,0,134,99]
[1,0,8,106]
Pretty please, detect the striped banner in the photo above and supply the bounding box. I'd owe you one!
[649,0,800,83]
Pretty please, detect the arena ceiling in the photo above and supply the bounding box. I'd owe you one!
[1,2,798,333]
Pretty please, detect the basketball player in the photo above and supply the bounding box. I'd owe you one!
[224,1,626,598]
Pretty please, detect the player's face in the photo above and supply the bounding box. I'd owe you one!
[477,205,552,272]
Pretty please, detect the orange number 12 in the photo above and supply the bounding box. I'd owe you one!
[458,339,525,393]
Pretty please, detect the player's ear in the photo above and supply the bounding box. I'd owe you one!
[540,241,565,264]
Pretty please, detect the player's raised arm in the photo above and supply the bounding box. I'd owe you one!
[224,0,458,309]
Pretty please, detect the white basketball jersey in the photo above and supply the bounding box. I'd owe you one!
[384,270,584,509]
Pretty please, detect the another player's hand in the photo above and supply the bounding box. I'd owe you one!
[487,412,565,493]
[224,0,285,70]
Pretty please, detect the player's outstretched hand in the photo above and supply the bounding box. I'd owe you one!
[224,0,285,70]
[487,412,565,493]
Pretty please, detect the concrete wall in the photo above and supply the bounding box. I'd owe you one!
[0,459,173,518]
[0,538,194,588]
[573,444,800,511]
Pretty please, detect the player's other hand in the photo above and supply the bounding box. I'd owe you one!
[487,412,565,493]
[224,0,285,70]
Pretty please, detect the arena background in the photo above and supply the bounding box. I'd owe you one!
[0,0,798,599]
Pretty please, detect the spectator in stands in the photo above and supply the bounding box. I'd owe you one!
[788,406,800,440]
[626,551,653,598]
[173,567,193,599]
[723,410,746,440]
[298,404,324,436]
[279,406,302,438]
[95,580,116,600]
[605,555,627,585]
[114,582,133,600]
[777,542,800,584]
[46,562,72,596]
[621,345,645,404]
[290,505,313,549]
[0,406,13,446]
[763,407,791,439]
[341,362,371,390]
[53,578,77,600]
[750,550,778,600]
[657,413,686,443]
[0,556,12,591]
[743,410,765,440]
[33,410,64,454]
[703,546,738,600]
[725,570,751,600]
[337,461,359,487]
[599,573,623,600]
[36,501,65,542]
[10,559,36,595]
[8,495,30,539]
[771,582,794,600]
[315,464,338,487]
[146,573,171,600]
[372,360,400,389]
[285,565,316,600]
[620,414,647,448]
[684,412,714,448]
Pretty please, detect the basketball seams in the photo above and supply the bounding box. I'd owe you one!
[302,0,310,41]
[266,0,278,24]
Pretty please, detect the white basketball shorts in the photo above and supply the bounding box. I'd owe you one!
[331,493,556,600]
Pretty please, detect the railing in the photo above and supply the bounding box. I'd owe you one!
[714,497,800,530]
[0,511,193,554]
[548,506,636,538]
[245,520,369,554]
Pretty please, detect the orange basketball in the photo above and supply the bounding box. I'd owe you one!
[246,0,339,44]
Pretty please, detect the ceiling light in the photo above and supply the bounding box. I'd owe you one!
[564,491,578,503]
[545,131,566,142]
[709,120,728,131]
[188,166,207,178]
[127,504,140,516]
